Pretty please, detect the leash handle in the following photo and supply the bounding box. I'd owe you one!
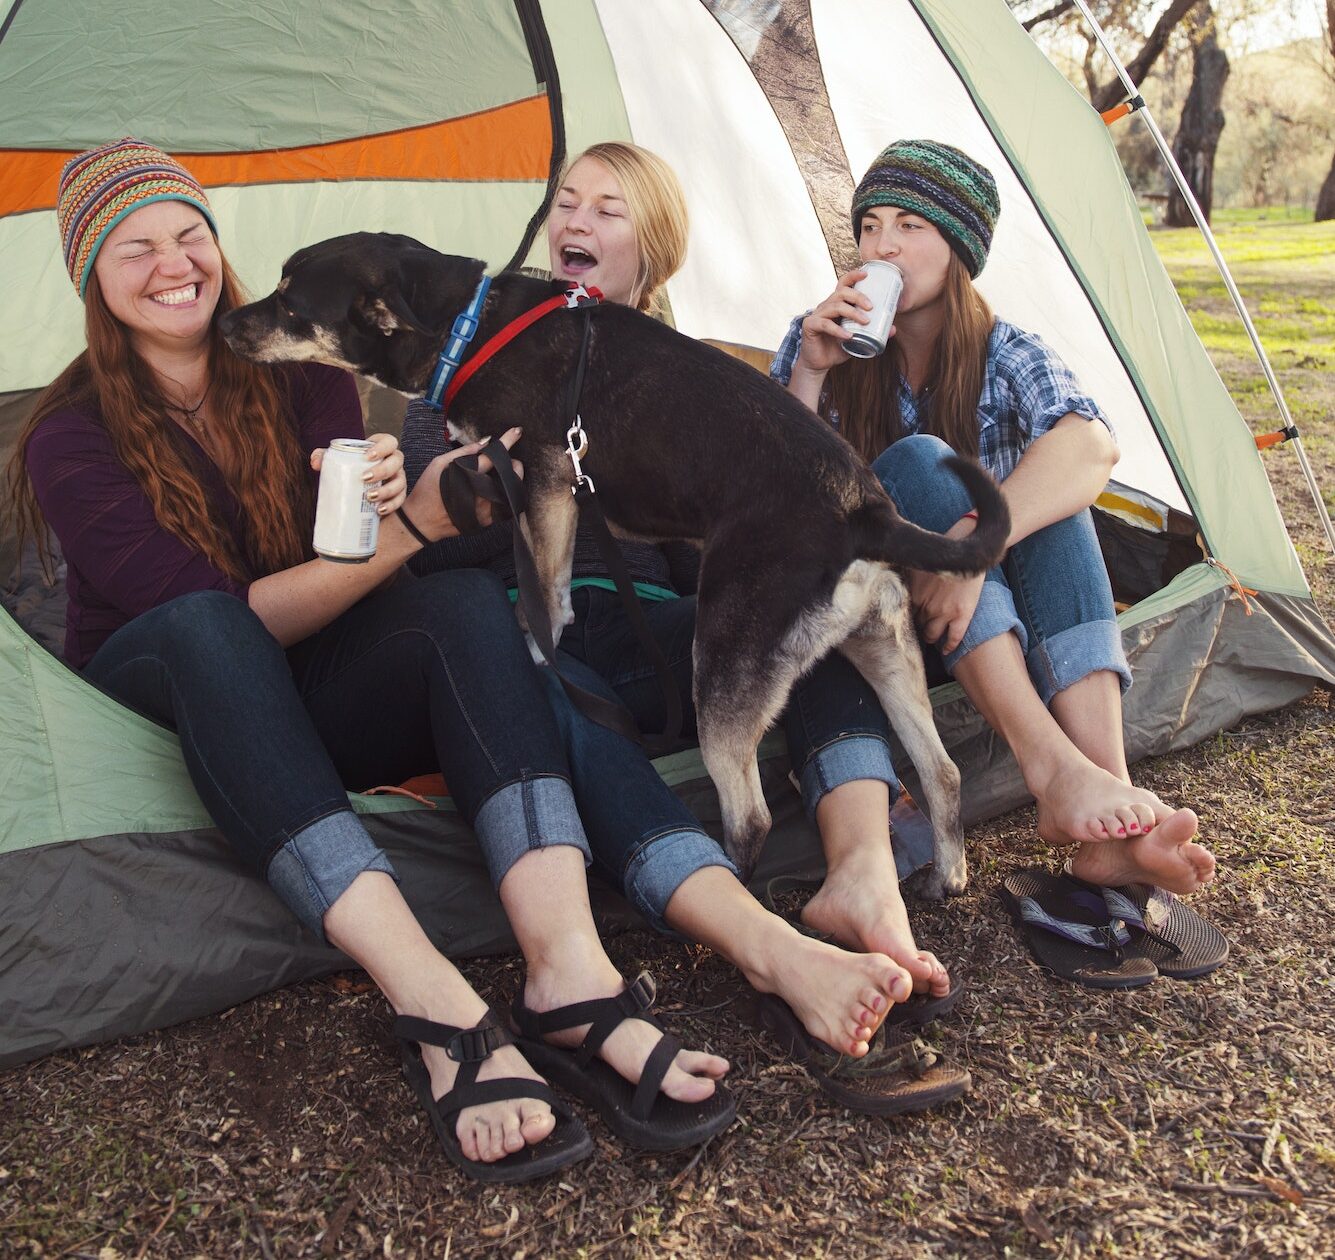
[564,306,685,752]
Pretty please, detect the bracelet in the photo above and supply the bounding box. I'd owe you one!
[960,510,979,522]
[396,505,431,547]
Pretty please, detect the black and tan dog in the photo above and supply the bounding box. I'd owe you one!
[220,232,1009,896]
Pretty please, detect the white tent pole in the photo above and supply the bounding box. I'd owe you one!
[1070,0,1335,555]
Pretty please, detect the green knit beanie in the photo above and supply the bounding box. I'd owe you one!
[850,139,1000,277]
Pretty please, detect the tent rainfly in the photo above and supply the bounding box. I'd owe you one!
[2,0,1332,1068]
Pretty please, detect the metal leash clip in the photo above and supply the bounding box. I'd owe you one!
[566,415,593,493]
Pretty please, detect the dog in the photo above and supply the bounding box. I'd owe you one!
[220,232,1010,897]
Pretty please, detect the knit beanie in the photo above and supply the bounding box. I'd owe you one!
[57,138,218,298]
[850,139,1000,277]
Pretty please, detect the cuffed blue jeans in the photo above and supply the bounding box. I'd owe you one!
[872,433,1131,700]
[84,570,589,939]
[546,586,900,930]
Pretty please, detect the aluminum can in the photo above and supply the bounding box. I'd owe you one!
[313,438,380,562]
[840,260,904,358]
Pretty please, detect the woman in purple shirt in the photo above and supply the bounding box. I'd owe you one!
[9,140,734,1183]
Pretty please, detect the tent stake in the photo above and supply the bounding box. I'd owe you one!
[1071,0,1335,555]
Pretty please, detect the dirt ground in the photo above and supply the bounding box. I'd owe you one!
[4,236,1334,1260]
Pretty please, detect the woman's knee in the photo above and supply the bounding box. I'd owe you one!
[871,433,954,490]
[873,435,974,531]
[154,590,276,661]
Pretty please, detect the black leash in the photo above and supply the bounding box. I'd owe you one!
[437,303,685,752]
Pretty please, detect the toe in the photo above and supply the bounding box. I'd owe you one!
[663,1068,716,1104]
[677,1049,729,1080]
[501,1111,525,1155]
[520,1100,555,1145]
[458,1119,481,1163]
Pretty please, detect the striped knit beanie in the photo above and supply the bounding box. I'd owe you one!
[57,138,218,298]
[851,139,999,277]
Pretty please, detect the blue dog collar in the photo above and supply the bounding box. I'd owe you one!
[422,273,492,411]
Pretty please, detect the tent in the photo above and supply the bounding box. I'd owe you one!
[2,0,1332,1069]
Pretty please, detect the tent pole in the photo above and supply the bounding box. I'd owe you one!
[1070,0,1335,555]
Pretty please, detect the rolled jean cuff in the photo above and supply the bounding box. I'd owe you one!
[1026,618,1132,706]
[474,773,592,890]
[942,577,1029,673]
[625,828,737,932]
[266,809,398,941]
[798,734,900,820]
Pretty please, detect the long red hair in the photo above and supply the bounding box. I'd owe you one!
[822,252,994,464]
[7,256,312,583]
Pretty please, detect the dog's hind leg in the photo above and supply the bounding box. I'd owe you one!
[694,558,860,882]
[516,477,578,662]
[838,577,968,900]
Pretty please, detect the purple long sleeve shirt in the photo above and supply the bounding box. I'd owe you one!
[26,363,362,668]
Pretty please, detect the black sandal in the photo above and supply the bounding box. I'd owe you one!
[395,1011,593,1183]
[510,973,736,1152]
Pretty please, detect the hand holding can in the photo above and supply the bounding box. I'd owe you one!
[839,261,904,358]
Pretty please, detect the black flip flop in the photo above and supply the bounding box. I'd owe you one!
[1100,882,1229,979]
[998,869,1158,990]
[395,1011,593,1184]
[510,973,736,1153]
[751,993,971,1115]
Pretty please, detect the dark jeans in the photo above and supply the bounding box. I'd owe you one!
[84,571,588,932]
[544,586,900,928]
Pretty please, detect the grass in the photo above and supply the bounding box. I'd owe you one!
[1,219,1333,1259]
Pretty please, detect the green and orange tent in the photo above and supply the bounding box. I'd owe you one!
[1,0,1331,1067]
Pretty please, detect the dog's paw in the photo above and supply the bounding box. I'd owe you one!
[918,858,969,901]
[524,632,545,666]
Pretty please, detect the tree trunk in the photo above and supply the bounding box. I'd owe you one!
[1166,17,1229,226]
[1319,0,1335,220]
[1316,152,1335,221]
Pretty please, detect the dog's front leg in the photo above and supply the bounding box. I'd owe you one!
[516,481,578,663]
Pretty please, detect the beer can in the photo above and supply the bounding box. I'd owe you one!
[313,438,380,563]
[840,260,904,359]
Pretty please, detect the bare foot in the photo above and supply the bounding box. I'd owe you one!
[409,999,557,1165]
[800,854,951,999]
[524,964,728,1106]
[1066,807,1215,894]
[743,926,913,1056]
[1033,756,1174,845]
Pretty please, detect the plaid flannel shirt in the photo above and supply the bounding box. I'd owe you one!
[769,314,1114,481]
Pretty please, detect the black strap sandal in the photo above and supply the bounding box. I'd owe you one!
[998,869,1158,989]
[510,973,736,1152]
[750,993,972,1116]
[394,1010,592,1183]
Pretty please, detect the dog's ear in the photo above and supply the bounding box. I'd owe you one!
[353,292,430,338]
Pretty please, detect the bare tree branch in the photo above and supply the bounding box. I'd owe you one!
[1093,0,1204,111]
[1023,1,1075,30]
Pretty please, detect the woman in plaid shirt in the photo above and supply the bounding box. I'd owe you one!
[775,139,1215,901]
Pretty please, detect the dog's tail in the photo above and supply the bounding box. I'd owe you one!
[851,455,1010,574]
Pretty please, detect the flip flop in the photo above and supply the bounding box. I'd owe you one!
[394,1011,593,1184]
[1091,880,1229,979]
[510,973,736,1153]
[998,869,1158,990]
[750,993,971,1115]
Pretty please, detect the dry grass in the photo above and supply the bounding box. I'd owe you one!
[2,226,1333,1260]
